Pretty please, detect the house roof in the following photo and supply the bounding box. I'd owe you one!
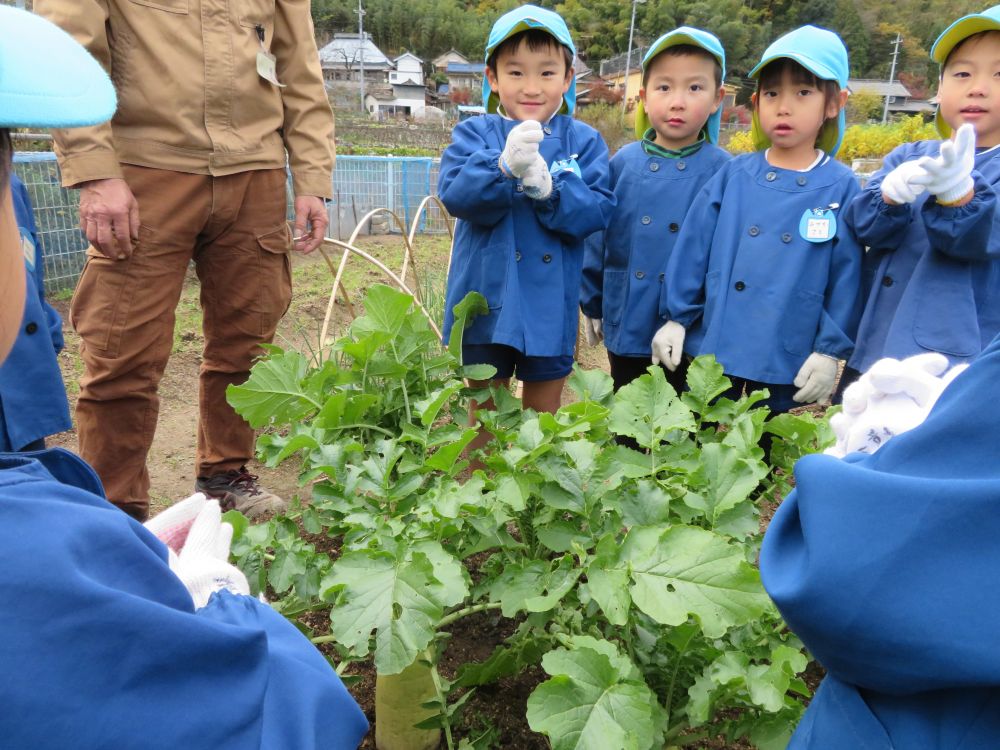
[319,33,392,69]
[848,79,911,98]
[446,62,486,75]
[433,49,469,66]
[394,51,423,63]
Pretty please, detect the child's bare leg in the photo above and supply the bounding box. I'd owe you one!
[521,377,567,414]
[466,377,510,456]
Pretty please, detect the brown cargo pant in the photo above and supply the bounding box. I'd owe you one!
[70,165,292,521]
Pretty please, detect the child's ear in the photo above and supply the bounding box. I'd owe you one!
[711,84,726,114]
[485,66,500,93]
[750,91,758,110]
[827,89,849,119]
[562,66,574,94]
[638,86,647,105]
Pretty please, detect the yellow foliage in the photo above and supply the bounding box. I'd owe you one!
[722,116,939,163]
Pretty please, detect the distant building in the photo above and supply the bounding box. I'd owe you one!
[848,79,935,117]
[433,49,471,73]
[319,33,392,84]
[445,61,486,94]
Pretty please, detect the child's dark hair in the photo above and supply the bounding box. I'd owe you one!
[754,57,840,110]
[487,29,573,76]
[943,29,1000,68]
[642,44,723,88]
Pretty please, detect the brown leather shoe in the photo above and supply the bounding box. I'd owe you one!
[195,466,287,519]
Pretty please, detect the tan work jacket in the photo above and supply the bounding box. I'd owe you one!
[36,0,335,198]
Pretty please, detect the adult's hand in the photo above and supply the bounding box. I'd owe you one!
[78,178,139,261]
[293,195,328,254]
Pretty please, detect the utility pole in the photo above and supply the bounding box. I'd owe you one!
[882,33,902,124]
[622,0,645,116]
[357,0,366,114]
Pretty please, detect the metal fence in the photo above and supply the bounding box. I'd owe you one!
[12,152,449,294]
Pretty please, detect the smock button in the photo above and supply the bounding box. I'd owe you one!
[24,322,38,335]
[542,254,552,263]
[766,171,777,181]
[781,233,792,243]
[543,126,552,135]
[635,270,645,279]
[748,225,760,236]
[641,215,651,225]
[677,161,687,171]
[734,281,746,291]
[669,222,679,232]
[515,251,522,261]
[796,176,807,186]
[658,272,665,281]
[516,184,524,192]
[882,275,894,287]
[649,162,660,172]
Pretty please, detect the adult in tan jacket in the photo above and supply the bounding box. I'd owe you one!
[36,0,336,522]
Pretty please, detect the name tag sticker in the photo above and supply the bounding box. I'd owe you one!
[799,208,837,243]
[20,230,35,271]
[549,155,582,178]
[256,50,286,87]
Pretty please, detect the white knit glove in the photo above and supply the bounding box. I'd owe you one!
[583,316,603,346]
[914,123,976,204]
[880,160,931,205]
[792,352,839,404]
[651,321,685,370]
[522,154,553,200]
[500,120,544,178]
[144,493,208,553]
[826,352,968,458]
[169,499,250,609]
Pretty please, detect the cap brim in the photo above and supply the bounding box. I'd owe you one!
[0,7,116,129]
[749,52,839,85]
[932,16,1000,64]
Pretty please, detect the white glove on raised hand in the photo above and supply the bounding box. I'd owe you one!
[583,316,603,346]
[500,120,544,178]
[914,123,976,204]
[522,154,553,200]
[792,352,839,404]
[880,160,931,205]
[826,352,967,458]
[144,493,208,553]
[169,499,250,609]
[651,321,685,371]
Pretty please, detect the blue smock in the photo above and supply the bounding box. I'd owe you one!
[761,333,1000,749]
[0,175,71,450]
[581,141,730,357]
[439,114,614,357]
[0,448,368,750]
[844,141,1000,373]
[662,151,863,383]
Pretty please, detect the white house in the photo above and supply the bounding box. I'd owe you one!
[319,33,392,83]
[432,49,470,73]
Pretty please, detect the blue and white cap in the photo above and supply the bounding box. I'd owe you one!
[482,4,576,116]
[748,25,849,156]
[0,6,116,129]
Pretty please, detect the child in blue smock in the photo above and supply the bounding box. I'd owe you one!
[840,6,1000,398]
[0,173,71,451]
[581,28,730,394]
[439,5,614,423]
[761,332,1000,748]
[655,26,862,412]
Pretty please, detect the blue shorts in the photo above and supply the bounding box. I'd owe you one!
[463,344,573,382]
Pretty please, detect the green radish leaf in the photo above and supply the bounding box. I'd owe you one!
[609,367,696,448]
[226,349,314,427]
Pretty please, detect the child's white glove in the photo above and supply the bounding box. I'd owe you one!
[168,499,250,609]
[500,120,544,178]
[915,122,976,204]
[651,321,685,371]
[792,352,839,404]
[825,352,967,458]
[880,160,931,205]
[583,316,603,346]
[143,492,208,553]
[521,154,552,200]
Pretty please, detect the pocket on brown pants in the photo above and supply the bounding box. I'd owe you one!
[70,246,138,358]
[254,224,293,337]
